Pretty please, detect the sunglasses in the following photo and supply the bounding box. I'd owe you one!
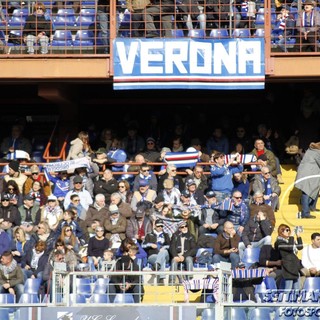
[36,7,43,10]
[141,169,149,172]
[32,172,39,175]
[263,172,271,175]
[234,196,242,199]
[1,199,9,202]
[156,225,164,228]
[179,226,187,229]
[74,182,82,184]
[65,229,72,232]
[73,199,80,202]
[8,187,14,190]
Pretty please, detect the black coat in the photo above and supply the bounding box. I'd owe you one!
[169,231,197,259]
[23,14,52,37]
[274,236,303,280]
[242,217,273,247]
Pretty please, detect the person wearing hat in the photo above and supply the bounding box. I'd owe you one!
[132,162,158,192]
[126,202,153,245]
[199,191,220,236]
[142,218,170,284]
[169,220,197,284]
[271,5,296,52]
[63,175,93,212]
[140,137,160,163]
[70,161,99,198]
[103,204,127,248]
[131,178,157,212]
[4,160,27,194]
[92,147,116,172]
[209,151,244,203]
[296,0,320,52]
[185,178,205,206]
[41,194,63,232]
[18,194,41,238]
[23,164,51,197]
[0,192,21,239]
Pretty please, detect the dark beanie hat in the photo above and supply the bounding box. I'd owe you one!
[9,160,19,172]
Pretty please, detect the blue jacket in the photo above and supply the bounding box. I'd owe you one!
[210,164,243,193]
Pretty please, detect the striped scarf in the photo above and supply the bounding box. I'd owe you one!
[302,11,314,29]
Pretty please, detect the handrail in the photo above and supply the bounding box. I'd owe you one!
[43,135,68,162]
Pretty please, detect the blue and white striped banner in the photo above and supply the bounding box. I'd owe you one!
[113,38,265,90]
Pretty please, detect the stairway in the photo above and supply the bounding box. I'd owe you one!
[276,164,319,257]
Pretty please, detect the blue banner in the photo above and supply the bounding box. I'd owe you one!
[113,38,265,90]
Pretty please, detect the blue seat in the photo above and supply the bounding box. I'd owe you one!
[0,30,6,45]
[12,8,28,17]
[248,307,272,320]
[255,276,277,303]
[171,29,184,38]
[82,0,96,6]
[18,293,40,303]
[73,30,94,46]
[255,12,265,25]
[89,293,110,303]
[51,30,73,46]
[114,293,134,303]
[75,9,95,27]
[188,29,205,38]
[24,278,42,294]
[254,28,265,38]
[242,247,260,268]
[0,293,15,304]
[70,294,86,304]
[226,307,246,320]
[76,278,92,298]
[7,15,26,27]
[201,308,215,320]
[209,29,229,39]
[232,28,251,38]
[0,308,9,320]
[93,278,110,294]
[53,8,76,27]
[303,277,320,291]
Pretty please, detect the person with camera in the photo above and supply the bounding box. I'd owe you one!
[274,224,303,291]
[238,210,273,261]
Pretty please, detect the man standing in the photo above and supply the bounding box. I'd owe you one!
[301,232,320,277]
[295,142,320,219]
[213,221,240,269]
